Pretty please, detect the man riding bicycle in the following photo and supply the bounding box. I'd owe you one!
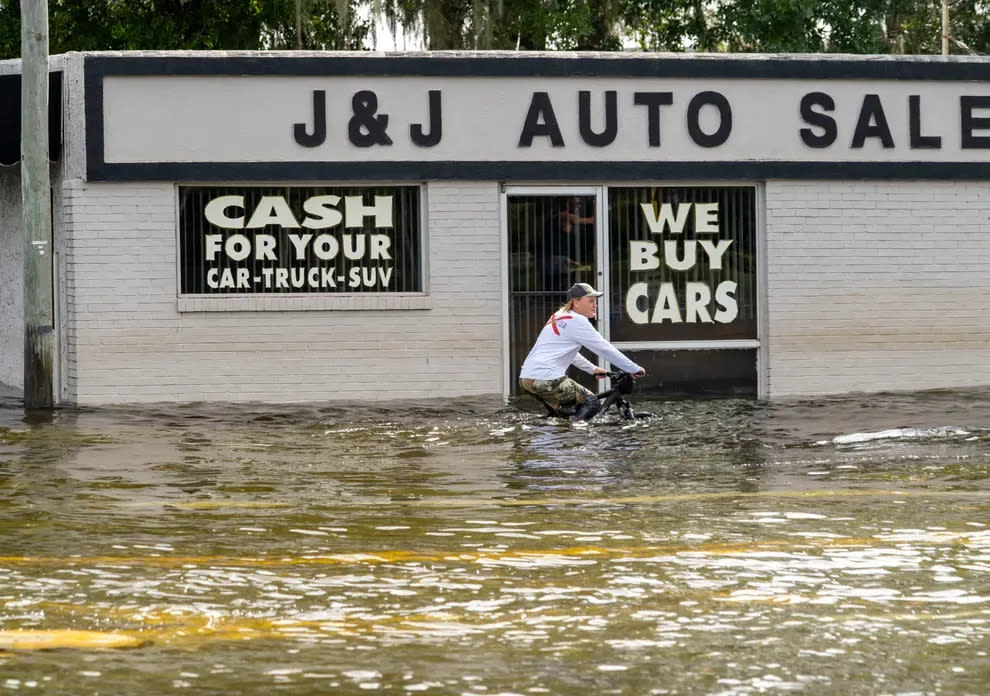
[519,283,646,421]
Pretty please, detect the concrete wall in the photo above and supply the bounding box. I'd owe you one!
[63,176,990,404]
[765,180,990,397]
[0,54,78,398]
[0,168,22,389]
[61,179,503,404]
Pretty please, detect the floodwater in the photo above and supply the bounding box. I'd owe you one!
[0,384,988,695]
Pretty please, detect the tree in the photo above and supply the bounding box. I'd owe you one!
[622,0,713,51]
[949,0,990,54]
[2,0,990,58]
[699,0,989,54]
[711,0,835,52]
[0,1,18,58]
[0,0,371,59]
[375,0,624,50]
[619,0,990,55]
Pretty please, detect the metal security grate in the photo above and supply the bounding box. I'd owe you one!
[506,194,597,394]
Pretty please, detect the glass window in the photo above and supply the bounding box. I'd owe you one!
[607,186,757,342]
[178,185,421,295]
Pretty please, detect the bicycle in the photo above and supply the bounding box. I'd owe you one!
[593,370,654,422]
[537,370,654,422]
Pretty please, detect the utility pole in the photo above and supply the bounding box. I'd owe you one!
[296,0,303,49]
[20,0,54,409]
[942,0,949,55]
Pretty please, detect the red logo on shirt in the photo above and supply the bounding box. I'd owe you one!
[546,314,573,335]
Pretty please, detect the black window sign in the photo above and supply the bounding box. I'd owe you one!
[178,186,422,295]
[608,186,757,342]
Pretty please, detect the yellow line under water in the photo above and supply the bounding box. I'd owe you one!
[6,603,988,651]
[424,489,990,507]
[167,501,292,509]
[146,489,990,511]
[0,531,981,569]
[0,630,146,650]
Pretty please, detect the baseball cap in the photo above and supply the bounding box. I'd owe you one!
[567,282,603,299]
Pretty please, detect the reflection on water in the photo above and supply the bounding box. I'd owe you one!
[1,384,989,694]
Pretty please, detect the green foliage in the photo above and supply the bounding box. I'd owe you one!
[622,0,710,51]
[374,0,624,51]
[818,0,889,53]
[627,0,990,55]
[1,0,989,57]
[712,0,830,51]
[700,0,989,55]
[0,0,370,59]
[952,1,990,54]
[0,1,19,58]
[497,0,624,50]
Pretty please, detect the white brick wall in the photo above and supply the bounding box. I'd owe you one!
[62,180,504,404]
[0,169,22,389]
[765,180,990,397]
[60,176,990,403]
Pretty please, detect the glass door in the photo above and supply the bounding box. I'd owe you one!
[504,187,601,395]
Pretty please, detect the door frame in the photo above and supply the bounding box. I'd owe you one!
[500,185,605,398]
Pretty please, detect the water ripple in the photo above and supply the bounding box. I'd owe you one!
[1,387,988,693]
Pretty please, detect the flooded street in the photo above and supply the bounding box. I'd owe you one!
[1,386,988,695]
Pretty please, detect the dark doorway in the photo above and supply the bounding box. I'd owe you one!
[506,193,598,395]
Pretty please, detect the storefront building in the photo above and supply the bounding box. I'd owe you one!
[1,51,988,405]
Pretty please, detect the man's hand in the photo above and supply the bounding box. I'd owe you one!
[593,368,608,379]
[634,369,646,378]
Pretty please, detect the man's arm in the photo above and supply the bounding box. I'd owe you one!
[571,352,598,375]
[573,319,644,375]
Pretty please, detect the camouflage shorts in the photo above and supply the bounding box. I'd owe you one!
[519,376,593,413]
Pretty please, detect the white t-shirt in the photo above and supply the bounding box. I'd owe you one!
[519,309,643,380]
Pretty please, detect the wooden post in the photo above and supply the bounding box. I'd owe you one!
[296,0,302,49]
[942,0,949,55]
[20,0,54,409]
